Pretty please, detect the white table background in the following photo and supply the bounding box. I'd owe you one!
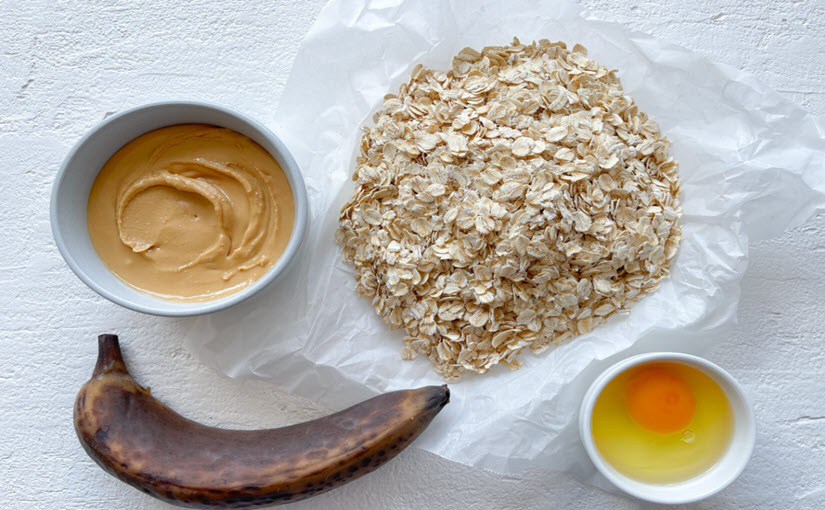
[2,0,824,508]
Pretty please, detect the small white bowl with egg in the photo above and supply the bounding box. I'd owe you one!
[579,352,756,504]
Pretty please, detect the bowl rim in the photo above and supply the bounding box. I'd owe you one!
[578,351,756,504]
[50,100,309,317]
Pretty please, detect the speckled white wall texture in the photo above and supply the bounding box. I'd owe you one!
[1,0,824,508]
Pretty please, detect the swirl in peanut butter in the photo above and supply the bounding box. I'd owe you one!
[87,124,294,302]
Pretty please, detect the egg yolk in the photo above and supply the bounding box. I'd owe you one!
[626,366,696,433]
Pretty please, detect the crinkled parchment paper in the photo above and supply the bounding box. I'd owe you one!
[185,0,825,480]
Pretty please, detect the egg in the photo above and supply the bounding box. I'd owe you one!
[591,362,733,484]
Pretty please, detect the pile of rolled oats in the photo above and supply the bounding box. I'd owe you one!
[336,38,682,379]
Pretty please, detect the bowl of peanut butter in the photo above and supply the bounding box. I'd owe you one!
[51,101,308,316]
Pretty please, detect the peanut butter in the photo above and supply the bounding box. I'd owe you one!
[87,124,294,302]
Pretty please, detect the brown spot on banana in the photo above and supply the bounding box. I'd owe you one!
[74,334,449,508]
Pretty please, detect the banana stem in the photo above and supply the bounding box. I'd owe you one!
[93,334,128,377]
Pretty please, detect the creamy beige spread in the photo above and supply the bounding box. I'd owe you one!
[87,124,294,302]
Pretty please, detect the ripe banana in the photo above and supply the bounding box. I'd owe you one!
[74,334,449,508]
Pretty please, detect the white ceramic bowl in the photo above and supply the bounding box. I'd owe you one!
[579,352,755,504]
[51,101,308,316]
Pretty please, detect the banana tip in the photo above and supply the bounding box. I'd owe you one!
[429,384,450,411]
[93,334,128,377]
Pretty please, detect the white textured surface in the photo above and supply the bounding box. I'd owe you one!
[1,0,823,508]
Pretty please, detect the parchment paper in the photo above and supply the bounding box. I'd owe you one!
[185,0,825,480]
